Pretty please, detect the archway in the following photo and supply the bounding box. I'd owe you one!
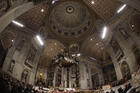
[130,13,140,68]
[132,45,140,67]
[0,2,33,33]
[91,73,99,89]
[121,61,131,80]
[0,31,16,68]
[90,66,100,89]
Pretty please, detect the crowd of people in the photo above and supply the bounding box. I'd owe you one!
[0,69,139,93]
[110,77,130,87]
[0,70,93,93]
[117,83,132,93]
[0,70,48,93]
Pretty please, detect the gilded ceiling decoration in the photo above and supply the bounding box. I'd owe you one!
[69,43,79,53]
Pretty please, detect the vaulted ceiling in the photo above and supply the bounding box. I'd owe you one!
[6,0,129,66]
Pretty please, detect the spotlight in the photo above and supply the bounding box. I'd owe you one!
[40,73,43,76]
[117,4,127,13]
[77,53,81,57]
[36,35,44,46]
[101,26,107,39]
[41,9,44,12]
[12,20,24,27]
[52,0,55,4]
[52,0,59,4]
[91,1,95,4]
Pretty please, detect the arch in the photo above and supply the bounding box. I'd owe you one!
[91,73,99,89]
[90,66,100,89]
[8,59,15,73]
[0,2,34,33]
[121,61,131,79]
[132,45,140,67]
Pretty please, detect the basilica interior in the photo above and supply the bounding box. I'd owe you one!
[0,0,140,93]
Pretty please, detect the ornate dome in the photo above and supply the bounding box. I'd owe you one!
[48,0,94,38]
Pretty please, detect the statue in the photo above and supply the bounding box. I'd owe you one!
[8,60,15,73]
[21,69,28,83]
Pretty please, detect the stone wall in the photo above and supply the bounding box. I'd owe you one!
[2,29,42,85]
[107,12,140,80]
